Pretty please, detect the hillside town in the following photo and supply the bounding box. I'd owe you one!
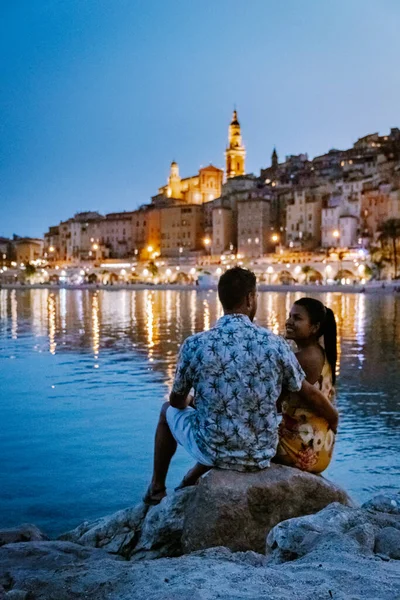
[2,111,400,286]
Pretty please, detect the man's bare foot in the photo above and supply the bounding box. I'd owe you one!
[143,484,167,505]
[175,463,211,490]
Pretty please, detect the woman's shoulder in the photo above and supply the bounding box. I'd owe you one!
[296,345,325,385]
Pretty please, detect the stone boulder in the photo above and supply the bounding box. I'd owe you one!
[182,464,354,554]
[132,487,195,560]
[58,503,149,558]
[266,491,400,563]
[0,525,48,548]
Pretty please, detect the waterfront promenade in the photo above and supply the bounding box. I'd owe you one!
[1,281,399,294]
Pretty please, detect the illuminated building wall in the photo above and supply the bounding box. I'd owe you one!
[237,197,271,257]
[14,238,44,264]
[158,162,223,205]
[212,206,234,254]
[159,204,204,256]
[286,188,323,249]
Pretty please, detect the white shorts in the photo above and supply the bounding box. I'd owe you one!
[166,406,214,466]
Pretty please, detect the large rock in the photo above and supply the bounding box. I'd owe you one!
[266,502,374,560]
[182,464,354,554]
[59,503,148,558]
[0,532,399,600]
[0,525,48,547]
[132,487,195,560]
[266,492,400,564]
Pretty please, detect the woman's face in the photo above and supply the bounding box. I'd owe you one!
[285,304,319,341]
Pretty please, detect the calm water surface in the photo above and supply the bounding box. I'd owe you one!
[0,288,399,536]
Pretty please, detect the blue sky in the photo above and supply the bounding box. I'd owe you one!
[1,0,400,238]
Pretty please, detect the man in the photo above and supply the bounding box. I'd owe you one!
[144,267,338,504]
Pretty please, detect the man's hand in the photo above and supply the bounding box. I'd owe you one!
[297,380,339,433]
[169,391,190,409]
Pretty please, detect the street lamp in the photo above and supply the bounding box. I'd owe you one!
[332,230,340,248]
[271,233,279,254]
[203,237,211,262]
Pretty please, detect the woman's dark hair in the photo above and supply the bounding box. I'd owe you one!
[218,266,256,310]
[294,297,337,384]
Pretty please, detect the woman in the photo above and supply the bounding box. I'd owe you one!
[275,298,337,473]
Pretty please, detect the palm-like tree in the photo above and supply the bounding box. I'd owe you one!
[301,265,312,284]
[146,261,159,277]
[369,246,389,280]
[378,219,400,279]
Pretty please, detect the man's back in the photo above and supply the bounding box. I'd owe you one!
[172,313,304,471]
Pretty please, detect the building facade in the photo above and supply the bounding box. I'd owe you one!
[14,238,44,264]
[237,196,271,257]
[158,163,223,205]
[159,204,204,257]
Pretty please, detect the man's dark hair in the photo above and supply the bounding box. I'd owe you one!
[218,266,257,310]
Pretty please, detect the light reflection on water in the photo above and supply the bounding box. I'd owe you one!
[0,288,399,536]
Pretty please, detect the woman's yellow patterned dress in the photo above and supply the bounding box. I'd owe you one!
[276,358,336,473]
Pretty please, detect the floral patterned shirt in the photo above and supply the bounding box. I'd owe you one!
[171,313,305,471]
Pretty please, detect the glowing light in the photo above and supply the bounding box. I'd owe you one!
[216,267,222,275]
[271,234,279,242]
[120,269,126,275]
[48,293,56,354]
[190,267,196,275]
[11,290,17,340]
[49,246,55,253]
[147,246,153,253]
[332,230,340,239]
[92,294,100,359]
[203,237,211,246]
[145,290,155,350]
[100,263,131,268]
[143,268,149,276]
[166,268,172,276]
[203,299,210,331]
[80,269,85,276]
[92,243,99,250]
[267,266,274,274]
[294,266,301,274]
[255,237,259,244]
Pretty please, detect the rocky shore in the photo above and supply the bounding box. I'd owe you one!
[0,466,399,599]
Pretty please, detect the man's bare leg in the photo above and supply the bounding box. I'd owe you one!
[176,462,211,489]
[144,402,177,503]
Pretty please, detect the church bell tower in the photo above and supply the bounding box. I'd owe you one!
[225,109,246,179]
